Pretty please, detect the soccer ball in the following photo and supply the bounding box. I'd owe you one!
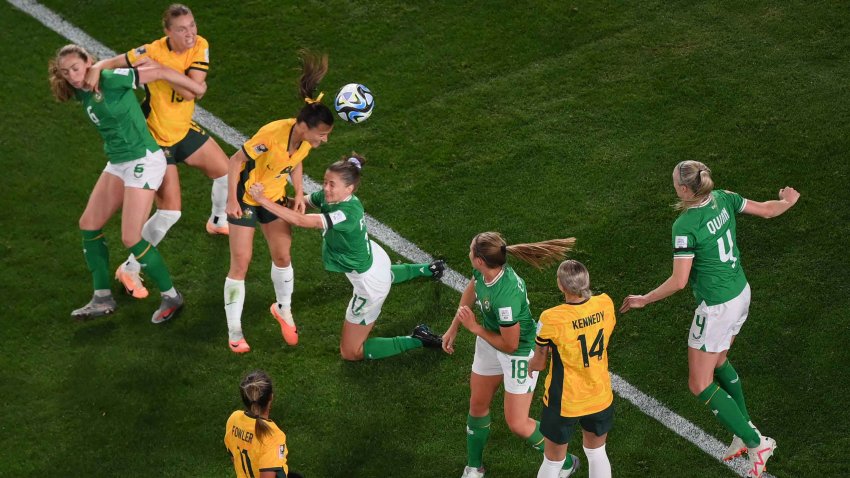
[334,83,374,123]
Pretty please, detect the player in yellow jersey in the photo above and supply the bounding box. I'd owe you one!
[225,370,303,478]
[530,260,615,478]
[222,50,334,353]
[84,4,231,299]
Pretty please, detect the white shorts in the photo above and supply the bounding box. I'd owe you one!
[344,240,392,325]
[688,283,751,352]
[103,149,167,190]
[471,336,539,395]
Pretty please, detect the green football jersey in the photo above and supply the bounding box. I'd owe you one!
[309,191,373,274]
[75,68,159,164]
[672,189,748,306]
[472,265,536,355]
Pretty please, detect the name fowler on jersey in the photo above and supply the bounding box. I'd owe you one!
[230,425,254,444]
[572,310,604,330]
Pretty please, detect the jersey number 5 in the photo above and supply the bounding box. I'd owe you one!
[577,329,605,368]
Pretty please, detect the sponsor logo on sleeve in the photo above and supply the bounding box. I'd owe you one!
[113,68,130,76]
[498,307,513,323]
[253,144,268,155]
[134,46,146,56]
[535,320,543,334]
[278,444,286,459]
[328,210,347,225]
[675,235,689,248]
[204,48,209,63]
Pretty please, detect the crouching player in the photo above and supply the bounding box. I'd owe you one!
[530,260,615,478]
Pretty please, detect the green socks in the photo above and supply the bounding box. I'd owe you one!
[526,420,546,452]
[466,414,491,468]
[129,239,173,292]
[363,336,422,360]
[715,360,750,422]
[526,421,573,469]
[81,229,110,291]
[698,383,760,447]
[390,263,432,284]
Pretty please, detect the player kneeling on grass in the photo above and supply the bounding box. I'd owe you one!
[225,370,304,478]
[49,44,204,323]
[620,161,800,477]
[245,153,446,359]
[529,260,615,478]
[441,232,576,478]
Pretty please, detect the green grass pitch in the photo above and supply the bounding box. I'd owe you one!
[1,1,848,476]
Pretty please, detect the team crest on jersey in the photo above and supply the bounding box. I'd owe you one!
[482,299,491,312]
[253,144,269,155]
[93,92,103,103]
[134,46,146,56]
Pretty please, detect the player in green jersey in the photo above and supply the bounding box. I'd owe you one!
[619,160,800,478]
[441,232,576,478]
[49,44,204,322]
[246,154,446,360]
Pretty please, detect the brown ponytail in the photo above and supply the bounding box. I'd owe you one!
[239,370,274,442]
[295,49,334,128]
[472,232,575,270]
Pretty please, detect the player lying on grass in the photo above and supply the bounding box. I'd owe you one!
[620,160,800,478]
[442,232,576,478]
[50,44,204,322]
[86,4,233,299]
[222,50,334,353]
[529,260,615,478]
[246,154,446,360]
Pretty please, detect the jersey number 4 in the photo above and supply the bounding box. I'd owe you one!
[577,329,605,368]
[717,229,738,268]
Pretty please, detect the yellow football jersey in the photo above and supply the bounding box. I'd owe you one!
[126,35,209,146]
[240,119,312,207]
[536,294,616,417]
[224,411,289,478]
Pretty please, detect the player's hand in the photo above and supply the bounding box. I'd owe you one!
[779,186,800,205]
[83,62,103,92]
[619,294,648,313]
[442,324,458,354]
[248,183,266,202]
[457,306,481,335]
[291,195,306,214]
[226,197,242,219]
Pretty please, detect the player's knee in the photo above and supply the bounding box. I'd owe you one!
[688,377,710,396]
[468,400,490,417]
[121,232,142,248]
[272,255,292,268]
[505,415,533,436]
[339,345,363,361]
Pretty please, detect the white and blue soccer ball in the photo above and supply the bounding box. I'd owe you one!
[334,83,374,123]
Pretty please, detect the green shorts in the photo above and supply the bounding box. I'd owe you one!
[228,169,288,227]
[161,122,209,165]
[540,402,614,445]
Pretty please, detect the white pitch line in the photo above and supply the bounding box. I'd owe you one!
[9,1,774,476]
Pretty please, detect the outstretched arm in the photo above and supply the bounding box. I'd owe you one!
[620,257,692,313]
[84,54,129,91]
[248,183,323,229]
[741,187,800,219]
[136,63,206,98]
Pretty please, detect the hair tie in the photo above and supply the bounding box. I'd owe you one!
[304,92,324,104]
[500,245,507,254]
[348,157,362,169]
